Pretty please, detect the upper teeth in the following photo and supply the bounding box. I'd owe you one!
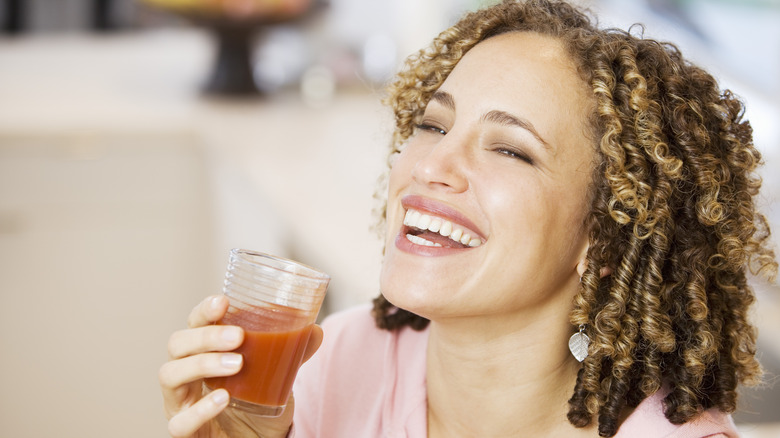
[403,209,483,247]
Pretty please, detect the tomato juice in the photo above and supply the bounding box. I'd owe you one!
[205,306,314,408]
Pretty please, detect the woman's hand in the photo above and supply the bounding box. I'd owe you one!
[159,295,323,438]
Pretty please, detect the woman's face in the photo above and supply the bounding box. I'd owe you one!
[380,32,597,321]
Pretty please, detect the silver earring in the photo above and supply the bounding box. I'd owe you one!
[568,324,590,362]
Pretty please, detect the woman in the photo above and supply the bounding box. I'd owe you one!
[159,0,778,436]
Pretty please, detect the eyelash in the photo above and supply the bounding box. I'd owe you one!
[495,147,534,165]
[414,123,534,165]
[415,123,446,135]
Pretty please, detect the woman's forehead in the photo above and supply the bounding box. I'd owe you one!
[432,32,595,151]
[439,33,590,106]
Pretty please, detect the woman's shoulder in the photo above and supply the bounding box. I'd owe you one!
[617,389,739,438]
[305,303,394,374]
[292,303,429,437]
[317,303,386,352]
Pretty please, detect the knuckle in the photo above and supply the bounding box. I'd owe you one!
[186,312,198,329]
[202,326,218,349]
[186,299,208,329]
[158,363,173,387]
[196,352,216,372]
[167,331,184,358]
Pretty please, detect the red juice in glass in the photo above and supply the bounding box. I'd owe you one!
[206,306,314,408]
[204,249,329,417]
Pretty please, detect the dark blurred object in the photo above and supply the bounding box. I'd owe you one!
[93,0,113,30]
[1,0,139,33]
[207,22,258,95]
[141,0,323,96]
[2,0,24,34]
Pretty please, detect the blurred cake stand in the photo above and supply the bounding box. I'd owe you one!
[143,1,319,96]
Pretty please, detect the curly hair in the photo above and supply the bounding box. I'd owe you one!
[370,0,779,436]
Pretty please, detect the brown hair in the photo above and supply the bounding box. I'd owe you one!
[371,0,778,436]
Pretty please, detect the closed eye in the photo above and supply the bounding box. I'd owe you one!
[415,123,446,135]
[495,147,534,165]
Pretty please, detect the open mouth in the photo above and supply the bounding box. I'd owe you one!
[402,208,484,248]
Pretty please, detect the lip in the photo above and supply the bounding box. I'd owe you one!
[394,195,487,256]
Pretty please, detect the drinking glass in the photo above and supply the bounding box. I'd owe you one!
[205,249,329,416]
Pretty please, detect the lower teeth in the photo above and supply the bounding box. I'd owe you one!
[406,234,442,247]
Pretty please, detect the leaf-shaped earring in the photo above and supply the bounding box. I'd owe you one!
[568,324,590,362]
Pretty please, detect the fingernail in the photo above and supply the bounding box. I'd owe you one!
[212,389,229,405]
[221,326,242,344]
[221,353,242,368]
[210,296,222,309]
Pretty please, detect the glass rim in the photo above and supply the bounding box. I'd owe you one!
[231,249,330,282]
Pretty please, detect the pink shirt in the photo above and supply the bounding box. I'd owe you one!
[292,305,739,437]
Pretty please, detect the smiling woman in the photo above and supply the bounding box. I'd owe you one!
[159,1,778,437]
[380,32,597,333]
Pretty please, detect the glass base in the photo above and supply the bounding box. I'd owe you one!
[203,383,285,417]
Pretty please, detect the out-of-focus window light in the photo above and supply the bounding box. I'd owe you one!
[596,0,780,160]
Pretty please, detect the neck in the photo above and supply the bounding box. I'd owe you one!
[425,310,592,437]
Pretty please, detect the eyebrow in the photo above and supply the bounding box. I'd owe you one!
[430,90,456,111]
[429,90,551,150]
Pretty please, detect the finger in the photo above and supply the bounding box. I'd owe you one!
[168,325,244,360]
[167,388,229,438]
[159,352,243,399]
[302,324,323,364]
[187,295,229,329]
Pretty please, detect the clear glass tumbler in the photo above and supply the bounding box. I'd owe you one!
[204,249,329,416]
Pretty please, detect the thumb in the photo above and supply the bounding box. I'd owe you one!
[302,324,323,364]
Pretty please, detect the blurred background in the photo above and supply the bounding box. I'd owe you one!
[0,0,777,437]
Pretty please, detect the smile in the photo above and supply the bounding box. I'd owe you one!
[403,208,484,248]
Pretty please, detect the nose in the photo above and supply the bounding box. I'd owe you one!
[410,133,470,193]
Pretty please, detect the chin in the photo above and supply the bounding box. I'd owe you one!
[380,279,458,323]
[379,236,474,320]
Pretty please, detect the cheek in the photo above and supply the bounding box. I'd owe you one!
[481,176,586,259]
[386,148,415,197]
[384,152,411,244]
[478,175,547,233]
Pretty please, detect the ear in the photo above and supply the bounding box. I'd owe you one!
[576,246,613,279]
[576,254,588,279]
[575,238,590,279]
